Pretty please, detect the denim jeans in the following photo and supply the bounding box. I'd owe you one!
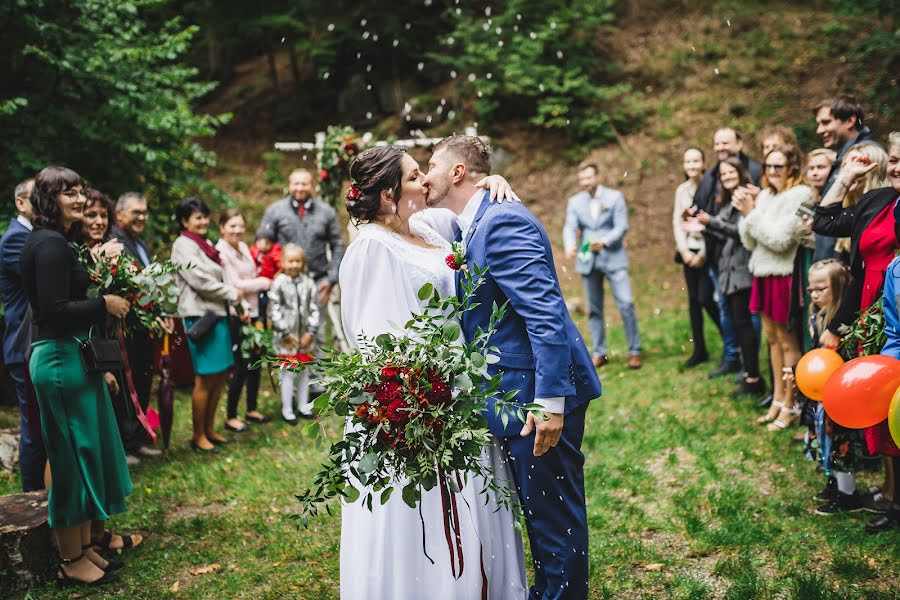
[707,266,741,364]
[10,364,46,492]
[582,267,641,357]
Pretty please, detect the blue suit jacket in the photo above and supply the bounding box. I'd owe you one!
[0,218,32,365]
[563,186,630,275]
[458,192,602,437]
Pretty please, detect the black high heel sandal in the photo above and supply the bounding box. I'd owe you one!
[83,544,124,571]
[56,554,118,588]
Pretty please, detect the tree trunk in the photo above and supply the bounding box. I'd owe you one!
[0,428,18,473]
[288,43,301,89]
[0,490,55,590]
[267,47,279,92]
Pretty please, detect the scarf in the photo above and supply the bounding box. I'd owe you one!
[180,230,222,265]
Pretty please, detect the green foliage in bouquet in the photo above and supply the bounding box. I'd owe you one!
[839,297,887,358]
[240,322,275,360]
[316,126,371,206]
[80,247,186,336]
[283,265,538,527]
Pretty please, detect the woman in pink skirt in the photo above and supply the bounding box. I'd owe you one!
[736,144,813,430]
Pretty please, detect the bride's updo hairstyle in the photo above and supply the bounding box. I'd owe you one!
[346,146,406,222]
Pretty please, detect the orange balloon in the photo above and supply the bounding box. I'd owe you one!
[822,355,900,429]
[795,348,844,401]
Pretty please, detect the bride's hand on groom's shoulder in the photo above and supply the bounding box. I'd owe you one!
[475,175,521,204]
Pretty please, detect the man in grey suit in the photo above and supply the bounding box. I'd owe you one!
[564,162,642,369]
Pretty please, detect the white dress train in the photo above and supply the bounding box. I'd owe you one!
[338,209,527,600]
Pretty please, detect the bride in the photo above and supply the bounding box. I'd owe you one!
[338,145,527,599]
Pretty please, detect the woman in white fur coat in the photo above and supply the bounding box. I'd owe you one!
[736,144,812,430]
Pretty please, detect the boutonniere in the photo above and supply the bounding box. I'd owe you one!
[445,241,468,273]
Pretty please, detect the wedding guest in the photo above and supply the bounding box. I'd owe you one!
[812,95,874,261]
[737,145,812,430]
[697,157,762,395]
[814,133,900,517]
[760,125,800,158]
[673,148,722,367]
[171,197,241,453]
[75,188,146,554]
[216,208,272,432]
[249,225,281,323]
[694,128,762,378]
[806,149,837,195]
[269,244,320,423]
[261,168,347,362]
[21,166,132,586]
[0,178,44,491]
[564,160,642,369]
[110,192,161,463]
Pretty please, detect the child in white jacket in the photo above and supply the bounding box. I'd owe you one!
[269,244,320,423]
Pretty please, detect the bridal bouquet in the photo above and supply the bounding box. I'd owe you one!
[286,266,536,529]
[80,248,186,336]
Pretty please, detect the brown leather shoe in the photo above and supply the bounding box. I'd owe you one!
[592,355,608,368]
[627,354,642,369]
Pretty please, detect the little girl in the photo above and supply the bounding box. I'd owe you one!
[269,244,320,424]
[806,259,876,515]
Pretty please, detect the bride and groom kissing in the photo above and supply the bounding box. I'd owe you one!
[338,135,601,599]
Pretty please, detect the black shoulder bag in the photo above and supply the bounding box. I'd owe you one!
[75,326,124,373]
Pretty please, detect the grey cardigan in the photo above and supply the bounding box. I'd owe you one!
[705,203,753,296]
[171,235,238,318]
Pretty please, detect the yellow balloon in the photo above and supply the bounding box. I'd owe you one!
[890,386,900,448]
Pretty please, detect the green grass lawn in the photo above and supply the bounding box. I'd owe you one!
[2,264,900,599]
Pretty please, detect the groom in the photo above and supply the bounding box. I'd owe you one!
[425,135,601,600]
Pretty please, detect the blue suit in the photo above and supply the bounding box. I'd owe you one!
[458,192,601,600]
[0,217,45,491]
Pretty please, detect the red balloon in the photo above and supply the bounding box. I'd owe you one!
[795,348,844,401]
[822,355,900,429]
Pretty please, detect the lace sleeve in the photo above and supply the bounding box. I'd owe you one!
[409,208,457,246]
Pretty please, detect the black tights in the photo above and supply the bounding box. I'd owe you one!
[226,317,262,419]
[727,289,760,379]
[683,263,721,358]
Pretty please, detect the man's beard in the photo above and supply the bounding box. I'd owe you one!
[425,181,449,207]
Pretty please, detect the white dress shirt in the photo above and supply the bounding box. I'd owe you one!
[16,215,33,231]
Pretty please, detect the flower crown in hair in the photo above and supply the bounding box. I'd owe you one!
[346,182,363,203]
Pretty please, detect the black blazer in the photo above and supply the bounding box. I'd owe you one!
[812,187,900,333]
[110,225,150,267]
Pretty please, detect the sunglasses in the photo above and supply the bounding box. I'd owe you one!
[764,164,787,172]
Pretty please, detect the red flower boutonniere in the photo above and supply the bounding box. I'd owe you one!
[445,241,467,272]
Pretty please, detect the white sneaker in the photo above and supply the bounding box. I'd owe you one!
[137,445,162,458]
[125,454,141,467]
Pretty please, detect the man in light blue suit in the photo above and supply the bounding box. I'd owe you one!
[563,162,642,369]
[425,135,601,600]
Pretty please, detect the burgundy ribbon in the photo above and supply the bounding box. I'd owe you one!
[438,469,466,579]
[118,333,157,444]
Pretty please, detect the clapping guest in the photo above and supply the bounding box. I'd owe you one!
[673,148,722,366]
[171,197,241,453]
[216,208,272,431]
[697,157,762,395]
[737,145,812,430]
[21,167,132,586]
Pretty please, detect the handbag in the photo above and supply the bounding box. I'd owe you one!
[75,327,124,373]
[186,310,219,342]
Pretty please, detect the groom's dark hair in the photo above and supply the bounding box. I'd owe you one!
[434,135,492,176]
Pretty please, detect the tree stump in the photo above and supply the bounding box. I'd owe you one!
[0,490,54,590]
[0,428,19,473]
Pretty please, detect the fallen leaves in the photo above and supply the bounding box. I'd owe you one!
[189,563,221,576]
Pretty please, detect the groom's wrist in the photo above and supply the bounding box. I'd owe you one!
[533,397,564,414]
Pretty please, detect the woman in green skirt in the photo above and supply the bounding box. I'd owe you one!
[20,166,133,587]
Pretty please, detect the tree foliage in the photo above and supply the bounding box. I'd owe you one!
[432,0,644,143]
[0,0,229,240]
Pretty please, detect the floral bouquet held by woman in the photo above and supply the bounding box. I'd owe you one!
[282,267,536,569]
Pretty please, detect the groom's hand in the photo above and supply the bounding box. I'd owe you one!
[521,411,564,456]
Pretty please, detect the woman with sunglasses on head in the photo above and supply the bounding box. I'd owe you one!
[20,167,133,587]
[735,144,812,430]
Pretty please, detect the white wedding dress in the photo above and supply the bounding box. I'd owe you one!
[338,209,527,600]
